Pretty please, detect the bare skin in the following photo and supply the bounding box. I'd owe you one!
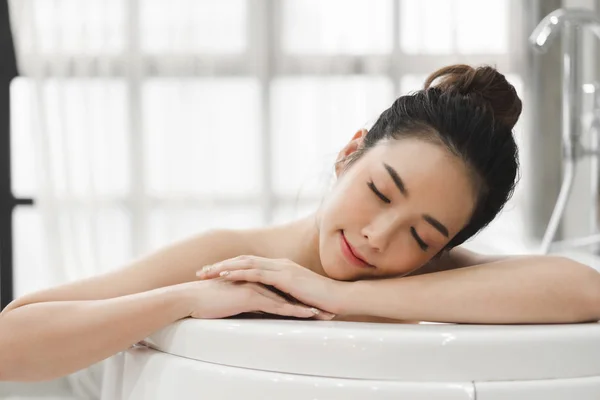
[236,213,497,323]
[1,132,598,382]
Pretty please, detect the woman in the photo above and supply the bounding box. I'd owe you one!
[1,64,599,382]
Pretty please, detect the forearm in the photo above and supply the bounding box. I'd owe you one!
[0,284,192,382]
[342,256,600,324]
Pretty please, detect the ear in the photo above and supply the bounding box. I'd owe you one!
[335,129,368,177]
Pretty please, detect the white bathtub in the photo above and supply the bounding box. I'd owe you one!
[102,318,600,399]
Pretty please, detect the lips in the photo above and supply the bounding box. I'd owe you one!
[340,231,375,268]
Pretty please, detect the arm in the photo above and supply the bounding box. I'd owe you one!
[406,247,509,276]
[0,230,243,381]
[343,256,600,324]
[0,284,192,382]
[337,248,512,323]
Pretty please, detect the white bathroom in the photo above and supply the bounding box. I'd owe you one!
[0,0,600,399]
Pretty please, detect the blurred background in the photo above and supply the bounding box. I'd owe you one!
[1,0,600,311]
[1,0,600,398]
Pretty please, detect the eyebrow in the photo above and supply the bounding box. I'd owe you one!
[382,162,450,238]
[422,214,449,238]
[383,163,407,196]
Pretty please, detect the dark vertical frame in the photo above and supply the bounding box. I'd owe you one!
[0,0,32,310]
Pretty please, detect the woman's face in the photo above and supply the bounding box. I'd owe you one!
[317,132,477,281]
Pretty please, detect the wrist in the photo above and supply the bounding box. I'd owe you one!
[162,282,197,319]
[333,279,370,316]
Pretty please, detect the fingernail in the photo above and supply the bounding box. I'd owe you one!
[309,307,320,315]
[219,271,230,277]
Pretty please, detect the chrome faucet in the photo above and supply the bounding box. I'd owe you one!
[530,8,600,159]
[529,8,600,254]
[530,9,600,52]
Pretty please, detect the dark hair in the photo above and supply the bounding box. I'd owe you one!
[345,64,522,250]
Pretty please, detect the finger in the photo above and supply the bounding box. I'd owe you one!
[195,260,246,279]
[252,284,333,319]
[221,270,300,306]
[258,284,301,305]
[253,283,328,315]
[223,270,323,310]
[219,269,281,288]
[252,284,293,303]
[253,282,335,321]
[256,297,320,319]
[196,256,276,279]
[312,310,337,321]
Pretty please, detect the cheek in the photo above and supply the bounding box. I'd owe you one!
[317,233,355,280]
[378,239,434,276]
[323,184,375,225]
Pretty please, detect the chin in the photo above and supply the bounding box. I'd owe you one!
[321,263,358,281]
[321,252,372,281]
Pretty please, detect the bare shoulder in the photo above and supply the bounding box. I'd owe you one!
[2,228,253,314]
[408,247,508,276]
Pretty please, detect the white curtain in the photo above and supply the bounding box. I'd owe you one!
[7,0,533,297]
[7,0,531,397]
[9,1,133,290]
[7,0,533,314]
[6,0,536,301]
[7,0,269,294]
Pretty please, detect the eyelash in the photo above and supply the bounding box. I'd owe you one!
[367,181,429,252]
[411,227,429,251]
[367,181,391,204]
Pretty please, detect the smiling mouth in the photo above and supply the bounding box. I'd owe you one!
[340,231,376,269]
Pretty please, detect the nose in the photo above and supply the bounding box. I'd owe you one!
[360,214,401,253]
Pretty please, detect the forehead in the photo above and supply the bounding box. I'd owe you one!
[363,138,476,231]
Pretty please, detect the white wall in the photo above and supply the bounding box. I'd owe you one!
[561,0,598,247]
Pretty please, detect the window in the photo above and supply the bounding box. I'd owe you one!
[10,0,527,296]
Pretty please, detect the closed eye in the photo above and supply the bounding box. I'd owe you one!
[411,227,429,251]
[367,181,391,204]
[369,181,428,251]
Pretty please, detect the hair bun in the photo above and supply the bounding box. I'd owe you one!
[423,64,522,130]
